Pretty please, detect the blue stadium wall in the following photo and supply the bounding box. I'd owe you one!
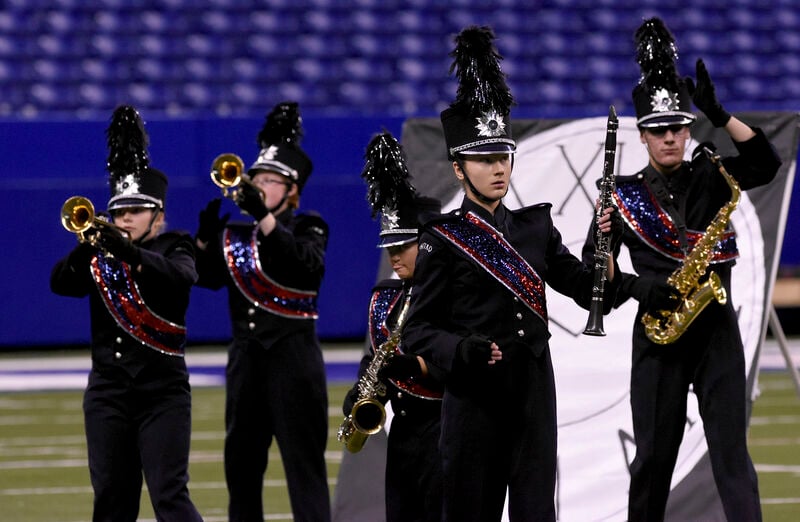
[2,1,800,347]
[1,114,798,348]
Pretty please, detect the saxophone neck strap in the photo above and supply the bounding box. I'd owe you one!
[368,285,403,351]
[643,165,689,253]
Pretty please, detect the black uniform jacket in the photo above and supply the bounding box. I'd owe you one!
[50,231,197,376]
[403,198,618,377]
[609,127,782,302]
[195,208,328,348]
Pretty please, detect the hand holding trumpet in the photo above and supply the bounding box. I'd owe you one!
[210,153,270,222]
[235,179,270,221]
[61,195,129,248]
[97,225,141,267]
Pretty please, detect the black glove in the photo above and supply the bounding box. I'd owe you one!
[625,276,681,313]
[456,334,493,367]
[196,198,230,243]
[99,226,141,266]
[609,207,625,252]
[342,383,360,416]
[593,206,625,253]
[67,241,98,270]
[378,353,422,381]
[235,181,270,222]
[685,59,731,128]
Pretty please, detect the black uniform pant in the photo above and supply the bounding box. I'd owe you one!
[440,346,557,522]
[225,336,331,522]
[627,305,761,522]
[385,402,443,522]
[83,360,202,522]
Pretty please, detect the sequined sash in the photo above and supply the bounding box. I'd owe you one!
[224,226,319,319]
[614,181,738,262]
[91,252,186,356]
[369,286,442,400]
[431,211,548,324]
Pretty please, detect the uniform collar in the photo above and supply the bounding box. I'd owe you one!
[461,197,508,231]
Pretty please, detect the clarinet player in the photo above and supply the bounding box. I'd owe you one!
[401,26,623,522]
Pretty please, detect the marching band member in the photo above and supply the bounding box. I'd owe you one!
[401,26,622,522]
[194,102,331,522]
[50,105,203,522]
[588,18,782,522]
[341,131,444,522]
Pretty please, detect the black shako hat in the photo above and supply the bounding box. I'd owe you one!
[361,131,441,248]
[440,26,516,159]
[106,105,168,211]
[248,101,313,193]
[632,17,696,129]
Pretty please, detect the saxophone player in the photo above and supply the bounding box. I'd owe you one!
[582,18,783,522]
[340,131,445,522]
[193,102,331,522]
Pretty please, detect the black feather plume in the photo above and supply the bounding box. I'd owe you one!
[106,105,149,175]
[360,131,416,219]
[257,101,303,149]
[634,17,681,94]
[449,25,514,116]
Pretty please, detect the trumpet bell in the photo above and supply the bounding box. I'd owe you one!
[211,153,245,189]
[61,196,95,234]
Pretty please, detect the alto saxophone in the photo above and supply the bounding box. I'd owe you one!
[337,291,413,453]
[642,147,740,344]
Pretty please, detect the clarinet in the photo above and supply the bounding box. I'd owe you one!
[583,105,618,336]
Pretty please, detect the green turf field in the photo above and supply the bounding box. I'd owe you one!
[0,373,797,521]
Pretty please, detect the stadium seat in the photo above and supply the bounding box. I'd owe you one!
[0,2,795,118]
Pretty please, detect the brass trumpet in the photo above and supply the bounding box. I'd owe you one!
[210,153,259,200]
[60,196,126,244]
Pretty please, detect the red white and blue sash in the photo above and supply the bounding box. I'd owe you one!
[91,252,186,356]
[614,181,738,263]
[224,227,319,319]
[369,285,442,400]
[431,211,548,325]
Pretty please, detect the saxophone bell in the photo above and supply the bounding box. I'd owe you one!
[337,292,413,453]
[337,397,388,453]
[644,272,727,344]
[350,397,387,435]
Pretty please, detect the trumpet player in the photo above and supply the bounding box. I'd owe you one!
[50,106,203,521]
[194,101,330,522]
[340,131,445,522]
[583,18,782,522]
[400,27,623,522]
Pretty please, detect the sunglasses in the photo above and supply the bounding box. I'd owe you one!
[647,124,689,137]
